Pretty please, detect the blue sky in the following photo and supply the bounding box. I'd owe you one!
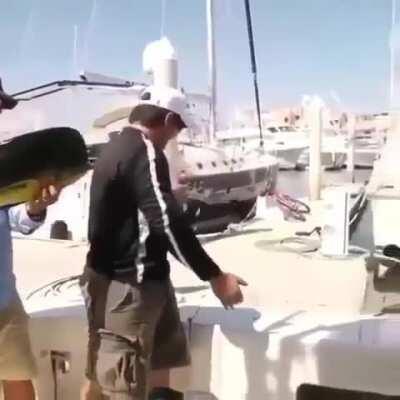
[0,0,394,118]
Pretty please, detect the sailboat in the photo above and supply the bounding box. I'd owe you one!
[3,1,278,239]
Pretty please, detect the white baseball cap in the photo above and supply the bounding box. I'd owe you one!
[138,85,192,128]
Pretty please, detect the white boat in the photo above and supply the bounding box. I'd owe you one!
[289,128,346,170]
[12,181,400,400]
[1,79,277,239]
[216,125,307,170]
[84,99,279,235]
[3,4,278,238]
[351,130,385,168]
[217,123,348,170]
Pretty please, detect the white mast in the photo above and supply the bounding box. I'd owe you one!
[308,97,323,201]
[160,0,167,37]
[206,0,217,142]
[390,0,397,106]
[73,25,79,78]
[389,0,400,140]
[83,0,97,68]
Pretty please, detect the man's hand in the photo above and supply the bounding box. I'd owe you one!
[210,272,248,309]
[172,185,188,202]
[173,171,191,202]
[26,185,61,217]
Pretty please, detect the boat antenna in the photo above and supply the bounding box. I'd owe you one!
[160,0,167,37]
[72,25,79,78]
[244,0,264,148]
[83,0,98,69]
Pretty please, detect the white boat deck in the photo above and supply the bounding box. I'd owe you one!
[10,178,400,399]
[14,192,367,313]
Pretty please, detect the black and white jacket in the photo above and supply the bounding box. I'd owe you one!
[87,127,221,281]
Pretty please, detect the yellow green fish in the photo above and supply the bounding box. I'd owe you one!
[0,127,89,207]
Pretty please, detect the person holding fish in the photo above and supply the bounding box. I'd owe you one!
[0,81,61,400]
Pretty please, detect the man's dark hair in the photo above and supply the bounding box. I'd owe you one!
[129,104,186,130]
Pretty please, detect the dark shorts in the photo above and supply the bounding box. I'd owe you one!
[80,267,190,399]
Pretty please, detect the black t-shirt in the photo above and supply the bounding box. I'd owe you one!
[87,127,221,281]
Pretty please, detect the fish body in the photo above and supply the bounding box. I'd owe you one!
[0,127,89,207]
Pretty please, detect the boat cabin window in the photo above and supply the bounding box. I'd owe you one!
[222,138,241,146]
[278,126,293,132]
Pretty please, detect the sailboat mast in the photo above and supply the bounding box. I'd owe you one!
[244,0,264,148]
[391,0,397,107]
[207,0,217,142]
[73,25,79,78]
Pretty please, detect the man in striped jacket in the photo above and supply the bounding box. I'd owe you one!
[80,86,247,400]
